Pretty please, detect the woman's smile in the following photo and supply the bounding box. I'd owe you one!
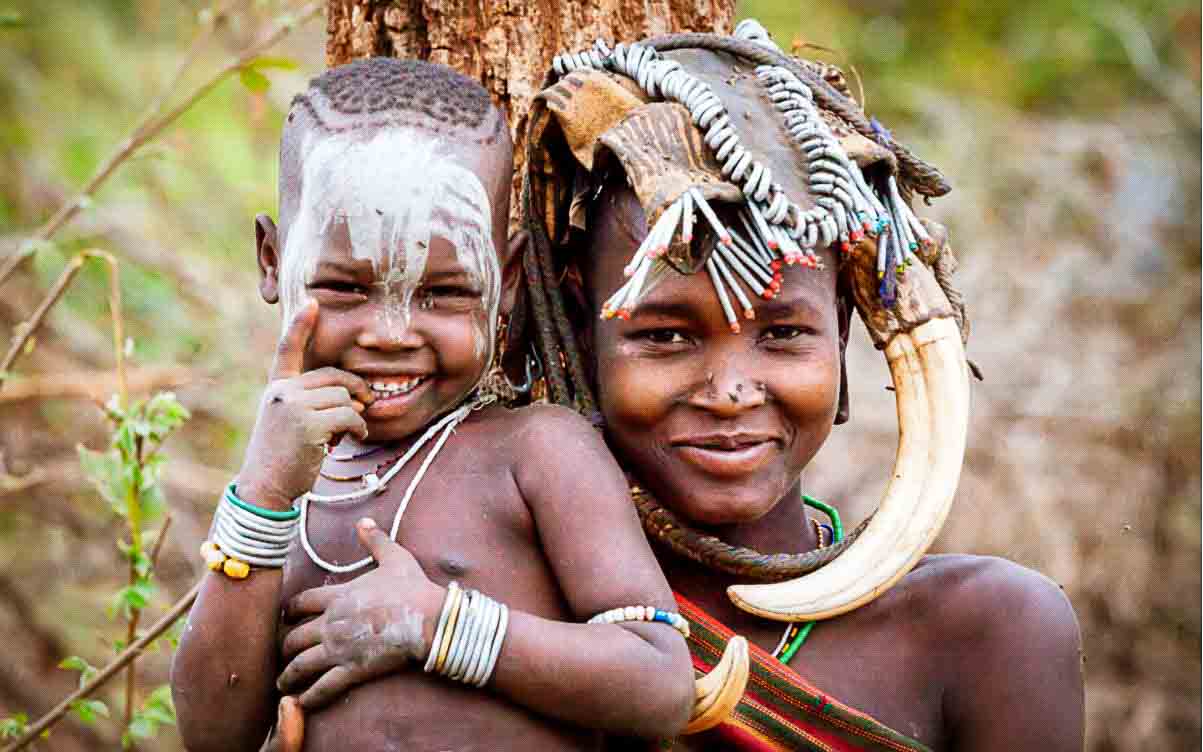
[670,432,782,478]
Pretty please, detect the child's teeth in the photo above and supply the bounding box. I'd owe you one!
[369,377,424,395]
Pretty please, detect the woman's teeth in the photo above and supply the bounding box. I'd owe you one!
[369,377,426,398]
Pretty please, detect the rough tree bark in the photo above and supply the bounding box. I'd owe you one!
[326,0,736,206]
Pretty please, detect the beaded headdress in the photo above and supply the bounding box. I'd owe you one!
[521,22,973,626]
[526,21,960,337]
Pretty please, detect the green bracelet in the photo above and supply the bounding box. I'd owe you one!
[224,482,300,522]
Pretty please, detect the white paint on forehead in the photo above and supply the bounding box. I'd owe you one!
[278,125,501,371]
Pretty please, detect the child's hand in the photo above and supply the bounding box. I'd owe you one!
[275,519,445,709]
[236,300,374,508]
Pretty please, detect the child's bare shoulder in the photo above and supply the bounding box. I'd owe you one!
[473,402,625,507]
[475,402,603,453]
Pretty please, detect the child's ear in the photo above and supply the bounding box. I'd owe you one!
[498,229,529,316]
[255,214,281,304]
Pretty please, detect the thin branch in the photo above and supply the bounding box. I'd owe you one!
[148,515,173,570]
[121,512,171,734]
[0,1,323,287]
[1,580,202,752]
[0,250,121,393]
[1096,5,1202,129]
[99,251,126,409]
[0,253,91,385]
[0,366,195,404]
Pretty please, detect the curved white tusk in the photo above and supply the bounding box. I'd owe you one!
[684,635,749,734]
[727,316,968,621]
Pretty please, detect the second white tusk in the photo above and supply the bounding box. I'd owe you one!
[726,316,969,621]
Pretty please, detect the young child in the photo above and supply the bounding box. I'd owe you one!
[171,58,694,752]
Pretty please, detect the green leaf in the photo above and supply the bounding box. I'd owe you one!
[112,580,155,618]
[0,11,26,27]
[131,548,152,578]
[238,68,270,94]
[69,699,109,725]
[1,712,29,739]
[58,655,99,686]
[103,393,126,422]
[78,445,126,515]
[140,705,174,725]
[145,392,189,436]
[164,618,186,649]
[146,685,174,707]
[114,421,137,459]
[247,55,299,71]
[57,655,89,672]
[139,483,166,521]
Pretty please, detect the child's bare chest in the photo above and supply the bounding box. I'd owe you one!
[279,451,565,615]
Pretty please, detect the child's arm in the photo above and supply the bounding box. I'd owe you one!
[171,302,373,751]
[279,405,694,738]
[494,404,695,735]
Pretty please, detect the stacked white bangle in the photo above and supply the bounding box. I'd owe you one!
[588,606,690,639]
[424,582,509,688]
[209,488,296,568]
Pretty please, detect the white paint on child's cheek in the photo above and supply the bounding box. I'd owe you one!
[278,127,502,375]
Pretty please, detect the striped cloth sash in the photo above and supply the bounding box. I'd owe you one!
[664,594,933,752]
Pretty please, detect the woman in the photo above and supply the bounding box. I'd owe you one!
[516,24,1084,751]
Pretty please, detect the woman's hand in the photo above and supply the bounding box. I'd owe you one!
[276,519,446,710]
[237,300,374,508]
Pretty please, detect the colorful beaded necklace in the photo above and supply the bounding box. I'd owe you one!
[771,494,844,664]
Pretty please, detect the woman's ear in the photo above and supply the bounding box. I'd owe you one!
[255,214,281,304]
[834,291,851,425]
[499,229,529,316]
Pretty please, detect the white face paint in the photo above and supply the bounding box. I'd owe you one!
[279,126,501,377]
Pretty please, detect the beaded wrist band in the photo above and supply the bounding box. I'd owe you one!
[588,606,691,639]
[202,482,297,579]
[424,582,509,688]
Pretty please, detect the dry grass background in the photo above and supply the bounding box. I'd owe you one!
[0,1,1198,749]
[809,102,1201,749]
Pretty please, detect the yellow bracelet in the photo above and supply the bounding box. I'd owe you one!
[435,586,464,673]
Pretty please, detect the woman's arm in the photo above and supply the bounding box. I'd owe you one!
[940,557,1084,752]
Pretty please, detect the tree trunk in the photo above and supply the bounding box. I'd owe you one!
[326,0,736,209]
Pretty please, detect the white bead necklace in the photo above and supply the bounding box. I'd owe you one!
[297,395,493,574]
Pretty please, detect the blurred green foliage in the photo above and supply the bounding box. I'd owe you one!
[0,1,324,467]
[741,0,1200,117]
